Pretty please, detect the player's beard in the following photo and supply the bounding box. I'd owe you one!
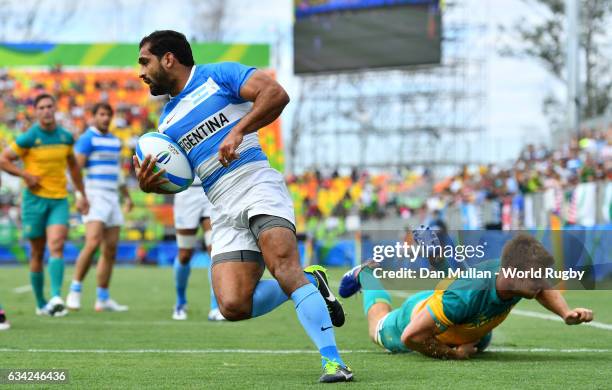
[96,122,110,132]
[147,68,173,96]
[39,115,55,128]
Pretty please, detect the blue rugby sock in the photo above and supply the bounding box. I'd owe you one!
[97,287,109,301]
[250,272,318,318]
[70,280,82,293]
[304,272,316,285]
[291,284,344,367]
[251,279,289,317]
[174,259,191,307]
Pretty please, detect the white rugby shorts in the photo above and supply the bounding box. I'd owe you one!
[173,185,213,229]
[208,164,295,261]
[82,189,123,227]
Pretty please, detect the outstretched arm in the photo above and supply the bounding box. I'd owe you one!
[536,288,593,325]
[400,308,476,360]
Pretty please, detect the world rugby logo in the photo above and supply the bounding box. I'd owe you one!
[156,151,171,164]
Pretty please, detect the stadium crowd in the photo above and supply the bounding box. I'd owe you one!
[436,131,610,201]
[0,68,610,240]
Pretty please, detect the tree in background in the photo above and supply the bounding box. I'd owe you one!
[189,0,229,42]
[501,0,612,128]
[0,0,78,41]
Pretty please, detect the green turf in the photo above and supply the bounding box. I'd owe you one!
[1,266,611,389]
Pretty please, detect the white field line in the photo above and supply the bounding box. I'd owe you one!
[13,285,31,294]
[0,347,609,354]
[29,319,212,326]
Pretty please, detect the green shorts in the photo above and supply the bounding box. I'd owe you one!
[21,190,69,239]
[376,290,435,353]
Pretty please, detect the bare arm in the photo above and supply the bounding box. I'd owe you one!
[234,70,290,136]
[217,70,290,166]
[0,148,24,176]
[536,288,593,325]
[0,147,40,190]
[400,308,476,360]
[68,153,89,214]
[74,153,87,170]
[119,182,133,212]
[68,153,86,194]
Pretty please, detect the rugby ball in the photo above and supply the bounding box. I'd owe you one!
[135,132,194,193]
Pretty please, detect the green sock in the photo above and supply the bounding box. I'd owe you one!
[48,258,65,298]
[359,268,392,314]
[30,271,46,309]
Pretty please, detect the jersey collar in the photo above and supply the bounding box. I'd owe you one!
[89,126,108,136]
[170,65,196,100]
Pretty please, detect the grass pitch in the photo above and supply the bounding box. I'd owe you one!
[1,266,611,389]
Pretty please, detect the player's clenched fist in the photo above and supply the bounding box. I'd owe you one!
[454,342,478,360]
[75,195,90,216]
[564,308,593,325]
[218,130,243,167]
[133,155,168,193]
[22,172,41,191]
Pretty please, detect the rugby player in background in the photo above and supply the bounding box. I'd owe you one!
[0,94,89,316]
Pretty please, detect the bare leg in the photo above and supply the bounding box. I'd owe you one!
[367,302,392,343]
[258,227,308,295]
[29,237,46,273]
[212,262,263,320]
[97,226,119,289]
[258,226,346,368]
[46,224,67,260]
[73,221,105,282]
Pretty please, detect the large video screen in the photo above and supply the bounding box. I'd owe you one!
[294,0,442,74]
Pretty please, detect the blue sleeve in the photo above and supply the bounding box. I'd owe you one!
[211,62,256,99]
[74,132,93,156]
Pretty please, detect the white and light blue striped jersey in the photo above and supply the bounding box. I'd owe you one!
[157,62,269,202]
[74,126,122,192]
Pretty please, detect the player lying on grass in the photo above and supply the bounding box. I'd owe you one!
[134,30,351,382]
[339,233,593,359]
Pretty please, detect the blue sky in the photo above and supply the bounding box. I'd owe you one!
[4,0,595,164]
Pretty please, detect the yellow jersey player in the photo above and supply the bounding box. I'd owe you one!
[0,93,89,316]
[339,233,593,359]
